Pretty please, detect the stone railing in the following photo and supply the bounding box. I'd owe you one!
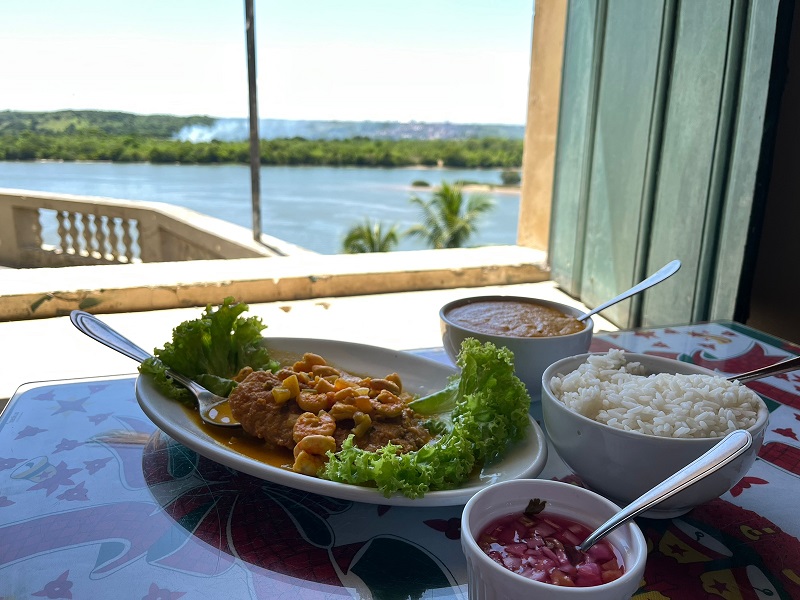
[0,189,309,268]
[0,190,551,323]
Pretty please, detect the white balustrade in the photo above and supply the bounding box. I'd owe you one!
[0,189,280,268]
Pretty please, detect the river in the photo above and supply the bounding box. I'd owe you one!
[0,161,519,254]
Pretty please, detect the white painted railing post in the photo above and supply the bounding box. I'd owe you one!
[0,203,41,267]
[0,189,280,268]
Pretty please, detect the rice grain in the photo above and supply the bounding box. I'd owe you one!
[550,349,762,438]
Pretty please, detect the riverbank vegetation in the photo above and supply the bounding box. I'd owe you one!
[0,110,523,169]
[0,131,523,169]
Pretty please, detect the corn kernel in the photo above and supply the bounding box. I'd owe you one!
[283,373,300,398]
[272,387,291,404]
[352,412,372,437]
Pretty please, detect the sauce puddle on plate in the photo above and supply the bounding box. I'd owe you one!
[183,405,293,469]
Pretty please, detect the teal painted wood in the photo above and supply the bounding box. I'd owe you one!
[709,0,779,320]
[578,0,666,327]
[549,0,604,297]
[550,0,777,328]
[641,0,735,327]
[629,0,677,327]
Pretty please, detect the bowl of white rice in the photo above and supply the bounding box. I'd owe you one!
[541,350,769,517]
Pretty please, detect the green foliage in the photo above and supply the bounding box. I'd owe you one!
[407,181,495,249]
[139,298,279,405]
[411,180,430,187]
[0,110,214,138]
[342,218,401,253]
[0,131,523,169]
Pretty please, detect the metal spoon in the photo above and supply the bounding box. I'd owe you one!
[728,354,800,383]
[578,429,752,552]
[69,310,241,428]
[577,260,682,322]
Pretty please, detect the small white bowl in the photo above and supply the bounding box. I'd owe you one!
[541,353,770,517]
[440,296,593,396]
[461,479,647,600]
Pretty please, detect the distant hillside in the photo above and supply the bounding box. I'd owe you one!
[0,110,215,138]
[176,119,526,142]
[0,110,525,141]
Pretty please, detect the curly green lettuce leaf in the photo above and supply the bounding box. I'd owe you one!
[139,297,279,405]
[451,338,531,464]
[322,434,477,499]
[321,338,531,498]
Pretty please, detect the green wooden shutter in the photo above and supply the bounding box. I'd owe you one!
[549,0,780,329]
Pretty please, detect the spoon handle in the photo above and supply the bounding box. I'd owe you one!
[578,429,752,552]
[70,309,201,392]
[578,260,681,321]
[71,310,153,364]
[729,354,800,383]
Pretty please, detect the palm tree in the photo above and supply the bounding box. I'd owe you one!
[342,218,401,253]
[407,181,495,249]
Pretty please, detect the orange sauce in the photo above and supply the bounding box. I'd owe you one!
[206,402,236,426]
[183,405,293,469]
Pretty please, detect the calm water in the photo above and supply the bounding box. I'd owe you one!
[0,161,519,254]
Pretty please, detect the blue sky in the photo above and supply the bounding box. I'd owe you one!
[0,0,534,124]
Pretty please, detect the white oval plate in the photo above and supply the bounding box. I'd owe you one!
[136,337,548,507]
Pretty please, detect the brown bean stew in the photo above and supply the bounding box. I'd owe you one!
[447,300,585,338]
[478,507,625,587]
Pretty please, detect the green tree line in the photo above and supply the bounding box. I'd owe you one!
[0,110,214,137]
[0,132,523,169]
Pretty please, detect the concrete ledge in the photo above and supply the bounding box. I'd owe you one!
[0,280,616,403]
[0,245,549,320]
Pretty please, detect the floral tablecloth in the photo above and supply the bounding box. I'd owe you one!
[1,321,799,599]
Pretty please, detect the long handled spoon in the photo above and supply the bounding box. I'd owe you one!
[728,354,800,383]
[578,429,752,552]
[70,310,241,428]
[577,260,682,322]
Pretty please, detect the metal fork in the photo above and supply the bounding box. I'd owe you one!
[70,310,241,427]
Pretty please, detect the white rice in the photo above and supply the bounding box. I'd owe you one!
[549,349,762,438]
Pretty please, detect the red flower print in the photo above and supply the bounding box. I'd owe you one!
[730,477,769,497]
[424,517,461,540]
[142,583,185,600]
[773,427,798,441]
[56,481,89,502]
[32,570,72,599]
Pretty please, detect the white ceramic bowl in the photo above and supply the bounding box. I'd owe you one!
[461,479,647,600]
[541,353,770,517]
[440,296,593,396]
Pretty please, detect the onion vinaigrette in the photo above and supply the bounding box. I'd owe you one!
[477,499,625,587]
